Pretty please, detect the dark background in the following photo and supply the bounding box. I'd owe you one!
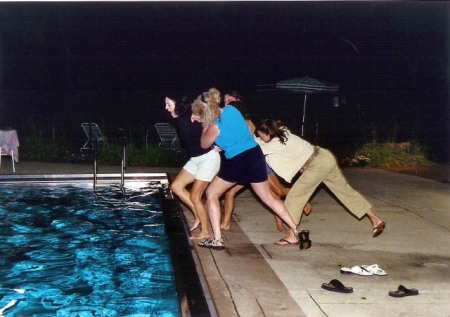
[0,2,448,160]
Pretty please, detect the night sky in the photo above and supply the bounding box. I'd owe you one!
[0,2,448,160]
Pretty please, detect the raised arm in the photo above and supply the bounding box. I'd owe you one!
[200,124,220,149]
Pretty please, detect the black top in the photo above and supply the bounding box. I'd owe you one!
[175,109,211,157]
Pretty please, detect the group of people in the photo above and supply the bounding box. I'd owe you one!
[164,88,386,251]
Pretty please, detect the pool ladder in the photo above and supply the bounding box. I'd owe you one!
[92,129,127,192]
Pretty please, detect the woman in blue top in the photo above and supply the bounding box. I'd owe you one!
[191,88,299,250]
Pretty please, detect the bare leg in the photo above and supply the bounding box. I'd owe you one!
[268,173,289,197]
[267,174,290,233]
[269,172,312,218]
[205,177,236,240]
[189,180,212,240]
[170,169,198,231]
[221,184,245,230]
[251,181,299,243]
[268,173,310,233]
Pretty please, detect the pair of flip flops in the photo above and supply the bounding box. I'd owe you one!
[322,280,419,298]
[340,264,388,276]
[389,285,419,297]
[321,279,353,293]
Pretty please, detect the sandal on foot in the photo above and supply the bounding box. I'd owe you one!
[274,238,299,246]
[373,221,386,237]
[321,279,353,293]
[198,237,225,251]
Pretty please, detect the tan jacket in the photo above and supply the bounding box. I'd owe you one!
[256,130,314,183]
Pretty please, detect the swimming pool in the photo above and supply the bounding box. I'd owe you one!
[0,174,211,316]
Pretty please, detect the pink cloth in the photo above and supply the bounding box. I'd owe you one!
[0,130,19,162]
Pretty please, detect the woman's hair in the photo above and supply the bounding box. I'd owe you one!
[226,90,242,101]
[256,119,288,144]
[166,95,191,116]
[191,87,222,126]
[228,100,251,120]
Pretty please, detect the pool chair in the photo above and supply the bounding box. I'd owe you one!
[0,148,15,173]
[80,123,104,153]
[154,123,181,150]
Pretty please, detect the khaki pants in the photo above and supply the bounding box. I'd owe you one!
[285,148,372,224]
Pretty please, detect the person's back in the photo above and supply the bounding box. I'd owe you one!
[214,105,256,159]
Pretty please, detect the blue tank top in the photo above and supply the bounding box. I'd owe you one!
[214,106,257,159]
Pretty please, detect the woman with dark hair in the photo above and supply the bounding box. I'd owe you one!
[254,119,386,244]
[164,95,221,240]
[191,88,300,250]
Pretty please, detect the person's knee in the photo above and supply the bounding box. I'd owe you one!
[206,188,221,201]
[224,190,235,201]
[189,191,203,205]
[170,182,182,196]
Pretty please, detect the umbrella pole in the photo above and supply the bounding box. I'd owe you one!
[301,94,307,136]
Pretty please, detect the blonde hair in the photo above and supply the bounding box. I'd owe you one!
[191,87,222,126]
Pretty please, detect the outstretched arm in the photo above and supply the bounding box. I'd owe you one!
[200,124,220,149]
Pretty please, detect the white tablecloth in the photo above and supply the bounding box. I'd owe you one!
[0,130,19,162]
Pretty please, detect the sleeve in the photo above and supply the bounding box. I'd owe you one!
[255,136,284,155]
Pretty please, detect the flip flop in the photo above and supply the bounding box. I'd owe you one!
[373,221,386,237]
[389,285,419,297]
[361,264,388,276]
[274,238,299,246]
[321,279,353,293]
[340,265,373,276]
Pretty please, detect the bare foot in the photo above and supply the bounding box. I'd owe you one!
[303,202,312,216]
[276,225,290,234]
[189,232,211,240]
[189,221,200,232]
[220,223,231,230]
[274,231,297,245]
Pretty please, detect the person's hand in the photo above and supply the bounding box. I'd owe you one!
[191,114,202,123]
[213,145,222,152]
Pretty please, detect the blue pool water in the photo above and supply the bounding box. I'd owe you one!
[0,181,181,316]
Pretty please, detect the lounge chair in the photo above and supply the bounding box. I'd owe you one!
[154,123,181,150]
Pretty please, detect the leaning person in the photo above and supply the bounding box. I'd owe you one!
[164,95,220,240]
[220,96,312,235]
[191,88,299,250]
[254,119,386,244]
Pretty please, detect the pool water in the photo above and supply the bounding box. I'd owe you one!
[0,182,181,316]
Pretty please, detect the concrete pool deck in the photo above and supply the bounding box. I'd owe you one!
[2,161,450,317]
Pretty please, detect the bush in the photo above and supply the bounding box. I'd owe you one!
[97,139,186,167]
[20,127,186,167]
[20,126,71,162]
[342,141,432,168]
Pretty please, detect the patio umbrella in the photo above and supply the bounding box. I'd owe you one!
[276,76,339,136]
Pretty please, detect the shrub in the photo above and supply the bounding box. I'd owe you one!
[342,141,432,168]
[20,126,71,162]
[19,127,186,167]
[97,139,186,167]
